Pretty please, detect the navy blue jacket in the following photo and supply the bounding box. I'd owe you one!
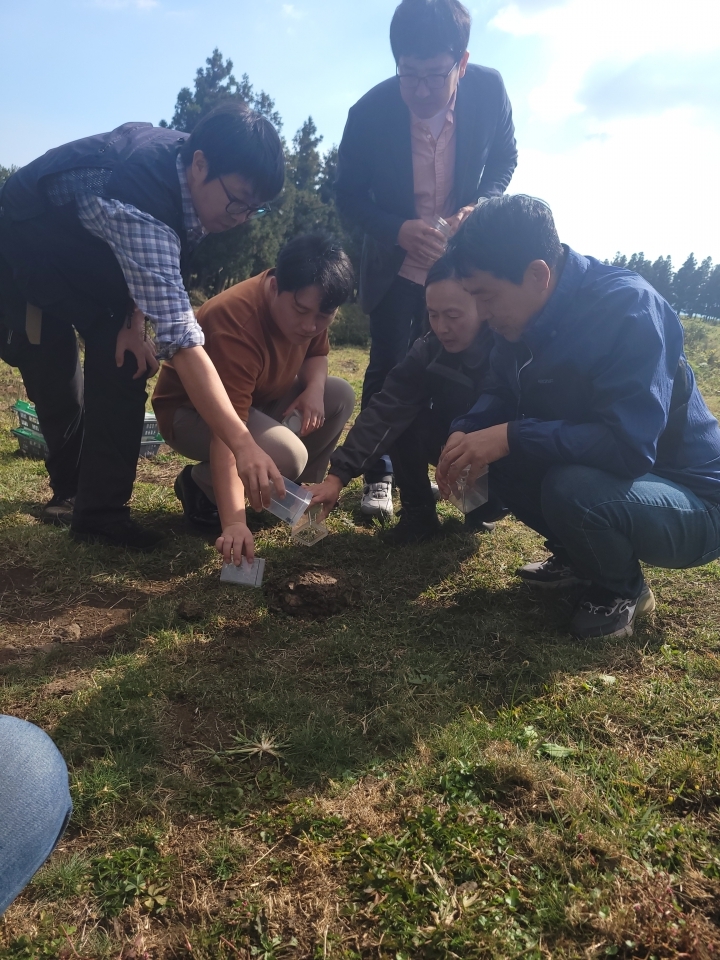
[452,248,720,503]
[336,65,517,313]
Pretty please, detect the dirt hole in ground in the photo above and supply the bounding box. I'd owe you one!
[266,567,362,618]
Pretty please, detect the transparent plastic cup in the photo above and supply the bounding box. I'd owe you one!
[448,465,489,514]
[282,410,303,436]
[291,504,329,547]
[428,215,452,239]
[220,557,266,587]
[267,477,313,526]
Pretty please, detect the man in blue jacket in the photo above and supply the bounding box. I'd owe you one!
[335,0,517,519]
[436,195,720,639]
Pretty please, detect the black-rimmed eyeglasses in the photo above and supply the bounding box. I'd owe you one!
[396,62,458,91]
[218,176,270,221]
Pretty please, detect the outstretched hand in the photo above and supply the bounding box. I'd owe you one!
[216,521,255,566]
[306,474,343,520]
[436,425,510,496]
[283,385,325,437]
[234,437,285,512]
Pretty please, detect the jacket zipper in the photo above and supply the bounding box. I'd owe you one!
[516,347,534,419]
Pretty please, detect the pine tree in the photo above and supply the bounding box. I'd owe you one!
[650,256,674,303]
[673,254,700,315]
[0,164,17,187]
[699,265,720,321]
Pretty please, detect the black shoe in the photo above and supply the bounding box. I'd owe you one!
[464,504,508,533]
[70,516,164,552]
[174,465,220,532]
[517,554,591,590]
[382,507,441,546]
[41,494,75,527]
[570,582,656,639]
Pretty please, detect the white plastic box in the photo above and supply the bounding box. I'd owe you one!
[449,466,489,514]
[266,477,313,526]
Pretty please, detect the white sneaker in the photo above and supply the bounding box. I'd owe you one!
[361,481,394,518]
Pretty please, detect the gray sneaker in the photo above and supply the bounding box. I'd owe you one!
[517,554,591,590]
[571,582,656,639]
[361,481,394,518]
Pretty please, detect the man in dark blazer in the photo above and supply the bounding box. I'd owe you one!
[336,0,517,518]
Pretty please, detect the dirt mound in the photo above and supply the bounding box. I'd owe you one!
[266,568,360,618]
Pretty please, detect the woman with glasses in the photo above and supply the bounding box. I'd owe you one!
[336,0,517,524]
[0,102,286,549]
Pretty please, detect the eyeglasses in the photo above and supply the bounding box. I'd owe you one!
[218,176,269,221]
[396,62,458,91]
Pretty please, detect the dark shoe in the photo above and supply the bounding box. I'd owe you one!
[517,554,591,590]
[70,516,164,552]
[41,494,75,527]
[383,508,441,545]
[571,582,656,639]
[464,504,508,534]
[174,465,220,532]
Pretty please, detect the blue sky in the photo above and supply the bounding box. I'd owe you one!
[2,0,719,265]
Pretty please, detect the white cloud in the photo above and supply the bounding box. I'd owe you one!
[490,0,720,261]
[281,3,304,19]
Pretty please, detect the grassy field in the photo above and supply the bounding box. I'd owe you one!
[1,321,720,959]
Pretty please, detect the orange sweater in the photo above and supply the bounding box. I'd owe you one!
[152,270,329,441]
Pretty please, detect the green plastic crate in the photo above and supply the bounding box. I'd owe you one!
[12,427,49,459]
[12,400,41,435]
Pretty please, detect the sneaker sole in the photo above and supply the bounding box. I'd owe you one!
[518,574,591,591]
[41,512,73,527]
[360,504,394,518]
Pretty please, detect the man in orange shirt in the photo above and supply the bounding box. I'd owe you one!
[152,234,355,563]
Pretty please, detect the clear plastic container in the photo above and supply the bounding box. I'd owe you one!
[220,557,266,587]
[267,477,313,526]
[448,465,489,514]
[428,215,452,239]
[291,505,329,547]
[282,410,303,436]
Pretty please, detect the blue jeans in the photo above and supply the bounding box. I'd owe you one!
[0,716,72,915]
[361,276,427,483]
[492,457,720,597]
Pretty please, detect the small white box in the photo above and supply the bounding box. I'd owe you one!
[220,557,266,588]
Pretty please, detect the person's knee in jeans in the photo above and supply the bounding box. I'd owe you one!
[0,717,72,916]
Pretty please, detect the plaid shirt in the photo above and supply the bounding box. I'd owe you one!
[45,157,206,359]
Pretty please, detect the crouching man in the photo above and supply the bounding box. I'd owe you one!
[436,195,720,639]
[309,254,505,542]
[152,234,356,564]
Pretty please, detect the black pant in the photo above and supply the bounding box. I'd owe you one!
[0,314,148,522]
[391,406,505,521]
[361,276,427,483]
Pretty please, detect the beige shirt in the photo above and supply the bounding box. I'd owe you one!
[398,92,457,286]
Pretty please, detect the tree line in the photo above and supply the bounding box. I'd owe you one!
[1,50,718,331]
[607,251,720,321]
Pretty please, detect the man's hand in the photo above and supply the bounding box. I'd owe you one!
[234,436,285,511]
[307,474,343,520]
[436,424,510,494]
[284,386,325,437]
[397,219,447,267]
[215,521,255,565]
[115,307,159,380]
[445,205,476,237]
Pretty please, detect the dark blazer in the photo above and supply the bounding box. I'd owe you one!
[336,64,518,313]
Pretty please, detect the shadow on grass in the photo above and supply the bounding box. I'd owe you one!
[0,514,675,834]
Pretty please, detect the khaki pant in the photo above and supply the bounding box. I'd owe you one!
[169,376,355,504]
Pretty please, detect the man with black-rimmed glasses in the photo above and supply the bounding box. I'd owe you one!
[336,0,517,520]
[0,102,288,549]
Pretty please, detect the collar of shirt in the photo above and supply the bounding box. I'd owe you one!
[176,154,206,250]
[411,90,457,141]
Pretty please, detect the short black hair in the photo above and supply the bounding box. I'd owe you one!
[448,195,564,284]
[179,101,285,202]
[390,0,471,63]
[275,234,355,314]
[425,253,458,288]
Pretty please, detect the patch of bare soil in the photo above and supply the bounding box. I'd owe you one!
[265,567,362,619]
[134,453,179,486]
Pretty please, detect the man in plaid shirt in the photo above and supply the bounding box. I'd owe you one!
[0,103,287,550]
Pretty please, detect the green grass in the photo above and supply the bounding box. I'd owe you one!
[2,327,720,958]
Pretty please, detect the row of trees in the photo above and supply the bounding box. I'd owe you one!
[608,251,720,321]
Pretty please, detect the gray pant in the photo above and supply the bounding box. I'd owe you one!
[169,376,355,503]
